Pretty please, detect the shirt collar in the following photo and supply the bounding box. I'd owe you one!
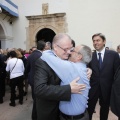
[96,47,105,55]
[36,49,43,53]
[52,50,58,57]
[52,50,64,60]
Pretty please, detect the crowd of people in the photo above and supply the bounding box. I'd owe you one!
[0,33,120,120]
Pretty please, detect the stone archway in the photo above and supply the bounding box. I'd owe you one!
[0,24,5,49]
[0,20,13,49]
[36,28,56,43]
[26,13,67,49]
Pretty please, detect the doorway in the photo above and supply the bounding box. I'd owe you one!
[26,13,67,49]
[36,28,56,43]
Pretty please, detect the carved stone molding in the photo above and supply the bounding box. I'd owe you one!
[42,3,48,15]
[26,13,67,49]
[0,35,13,40]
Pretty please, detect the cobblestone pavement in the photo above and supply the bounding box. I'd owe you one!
[0,85,118,120]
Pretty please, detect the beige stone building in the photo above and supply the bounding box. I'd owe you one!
[0,0,120,50]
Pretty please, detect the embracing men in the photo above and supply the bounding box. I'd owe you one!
[34,33,92,120]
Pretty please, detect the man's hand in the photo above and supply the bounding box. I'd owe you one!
[87,68,92,79]
[70,77,86,94]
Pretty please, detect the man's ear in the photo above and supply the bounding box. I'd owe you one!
[78,54,82,61]
[104,40,106,45]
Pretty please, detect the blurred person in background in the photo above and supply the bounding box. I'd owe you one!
[24,50,30,59]
[6,51,24,107]
[31,46,37,52]
[116,45,120,57]
[15,49,28,97]
[25,41,46,120]
[0,49,7,103]
[45,41,51,50]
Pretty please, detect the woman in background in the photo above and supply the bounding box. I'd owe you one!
[6,51,24,107]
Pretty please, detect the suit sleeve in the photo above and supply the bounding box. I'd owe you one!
[34,58,71,101]
[113,52,120,73]
[25,57,30,76]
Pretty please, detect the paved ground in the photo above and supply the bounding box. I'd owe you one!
[0,85,118,120]
[0,85,32,120]
[93,102,118,120]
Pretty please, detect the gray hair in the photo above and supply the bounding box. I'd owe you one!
[45,41,51,50]
[79,45,92,64]
[46,41,51,46]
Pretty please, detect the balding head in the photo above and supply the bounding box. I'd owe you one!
[52,33,72,46]
[52,33,73,60]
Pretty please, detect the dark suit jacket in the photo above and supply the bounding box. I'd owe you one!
[25,50,42,86]
[110,65,120,117]
[0,54,7,98]
[34,58,71,120]
[0,54,6,77]
[89,49,120,102]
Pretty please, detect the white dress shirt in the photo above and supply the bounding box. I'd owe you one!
[96,47,105,61]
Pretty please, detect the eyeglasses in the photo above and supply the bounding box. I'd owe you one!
[72,49,81,55]
[56,44,74,52]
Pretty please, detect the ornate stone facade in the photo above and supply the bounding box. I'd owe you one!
[42,3,48,15]
[26,13,67,49]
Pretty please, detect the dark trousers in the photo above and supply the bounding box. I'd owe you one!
[30,85,37,120]
[32,98,37,120]
[88,86,110,120]
[28,71,37,120]
[10,76,24,103]
[0,73,6,100]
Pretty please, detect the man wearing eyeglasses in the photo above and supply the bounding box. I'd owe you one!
[34,33,92,120]
[41,44,92,120]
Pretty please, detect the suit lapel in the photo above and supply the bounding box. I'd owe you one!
[92,51,99,70]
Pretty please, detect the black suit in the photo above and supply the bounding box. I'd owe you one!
[25,50,42,120]
[0,54,7,102]
[34,58,71,120]
[110,65,120,118]
[26,50,42,88]
[88,49,120,120]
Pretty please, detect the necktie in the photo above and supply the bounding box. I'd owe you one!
[98,53,102,69]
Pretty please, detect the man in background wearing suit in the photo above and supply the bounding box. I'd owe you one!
[88,33,120,120]
[25,41,46,120]
[116,44,120,57]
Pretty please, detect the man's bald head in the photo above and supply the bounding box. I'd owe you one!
[52,33,73,60]
[52,33,72,46]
